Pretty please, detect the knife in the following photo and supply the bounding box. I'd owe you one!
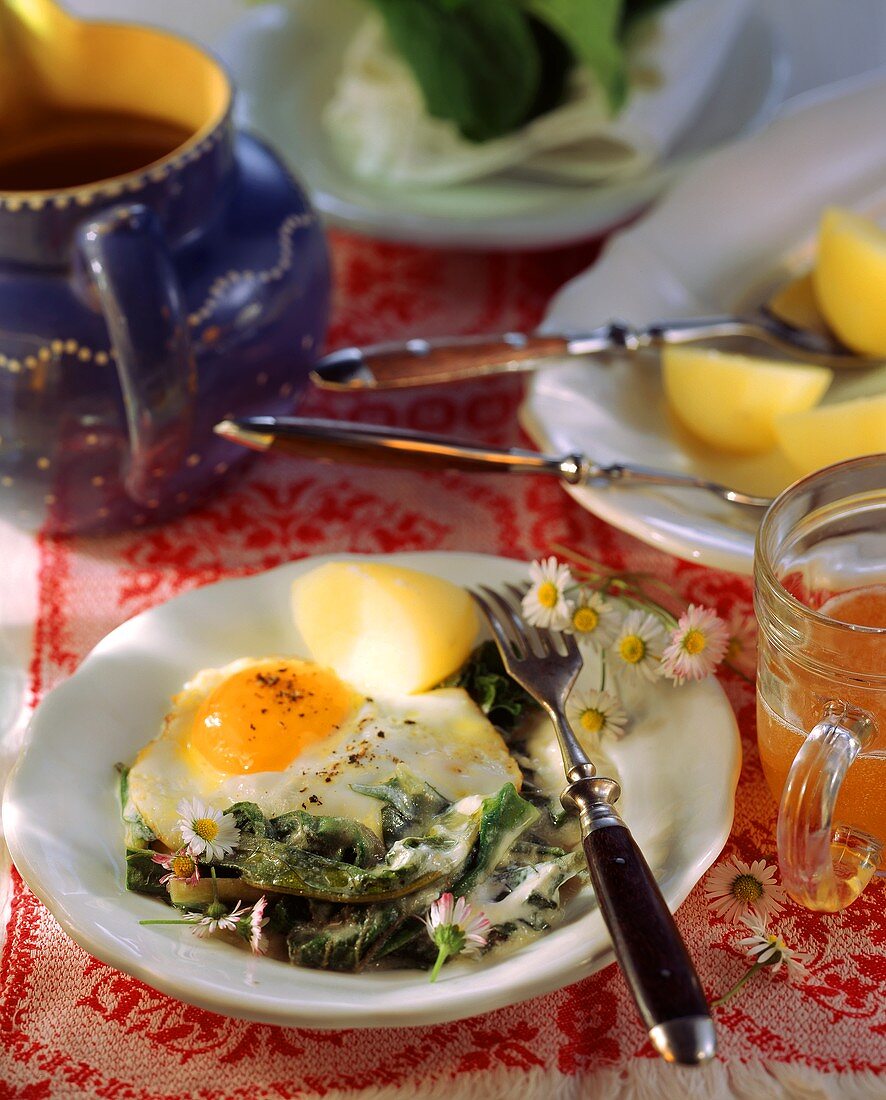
[214,416,771,509]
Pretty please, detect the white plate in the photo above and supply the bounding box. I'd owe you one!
[216,2,786,249]
[3,552,740,1028]
[522,71,886,576]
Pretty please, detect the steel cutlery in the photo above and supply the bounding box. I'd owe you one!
[310,313,878,392]
[470,583,717,1066]
[214,416,772,510]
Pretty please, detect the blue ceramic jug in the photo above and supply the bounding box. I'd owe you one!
[0,0,330,534]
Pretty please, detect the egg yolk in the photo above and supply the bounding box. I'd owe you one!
[190,660,354,774]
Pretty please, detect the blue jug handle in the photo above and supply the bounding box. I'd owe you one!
[75,204,195,505]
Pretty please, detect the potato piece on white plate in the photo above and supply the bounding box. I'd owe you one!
[662,347,832,455]
[291,561,479,695]
[767,272,831,336]
[813,207,886,357]
[774,393,886,477]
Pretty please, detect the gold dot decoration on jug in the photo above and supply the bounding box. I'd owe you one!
[0,127,226,213]
[0,340,114,373]
[0,207,317,376]
[187,211,316,331]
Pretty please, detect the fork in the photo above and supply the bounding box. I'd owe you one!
[470,584,717,1067]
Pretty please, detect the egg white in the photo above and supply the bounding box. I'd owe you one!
[127,657,522,848]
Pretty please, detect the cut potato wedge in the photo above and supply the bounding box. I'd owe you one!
[662,347,833,455]
[774,393,886,477]
[291,561,479,695]
[813,207,886,356]
[767,272,831,336]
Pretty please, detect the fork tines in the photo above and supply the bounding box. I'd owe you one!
[468,583,582,696]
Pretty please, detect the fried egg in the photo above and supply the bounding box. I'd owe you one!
[127,656,521,848]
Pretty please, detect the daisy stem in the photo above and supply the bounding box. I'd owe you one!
[429,944,450,983]
[210,866,218,904]
[599,653,607,693]
[711,961,764,1008]
[139,919,195,926]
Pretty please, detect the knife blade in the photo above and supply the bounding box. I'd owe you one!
[213,416,771,509]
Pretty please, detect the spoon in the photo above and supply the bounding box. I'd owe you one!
[214,416,772,510]
[310,275,880,391]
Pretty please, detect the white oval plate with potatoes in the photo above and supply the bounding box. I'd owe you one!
[522,71,886,575]
[3,552,740,1028]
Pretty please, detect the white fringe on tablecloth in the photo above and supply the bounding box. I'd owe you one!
[289,1063,886,1100]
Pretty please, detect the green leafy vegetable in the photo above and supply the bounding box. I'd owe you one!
[125,848,167,896]
[454,784,539,895]
[286,895,417,971]
[359,0,673,141]
[366,0,540,142]
[223,798,482,902]
[351,765,448,845]
[443,641,535,731]
[270,811,385,867]
[522,0,627,109]
[472,851,584,933]
[117,765,155,850]
[124,759,582,971]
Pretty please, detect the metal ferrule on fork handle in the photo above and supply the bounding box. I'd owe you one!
[561,774,623,834]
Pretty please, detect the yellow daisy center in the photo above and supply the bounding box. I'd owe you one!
[193,817,219,842]
[579,708,604,734]
[572,606,599,633]
[682,628,707,655]
[537,581,559,609]
[732,873,763,902]
[619,635,646,664]
[171,853,197,879]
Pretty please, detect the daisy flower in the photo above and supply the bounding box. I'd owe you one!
[187,899,248,938]
[610,609,667,682]
[660,604,729,683]
[177,798,240,862]
[705,856,786,924]
[568,689,628,741]
[738,913,812,982]
[151,848,200,887]
[238,896,270,956]
[522,557,574,631]
[567,588,620,649]
[424,893,490,981]
[724,608,758,678]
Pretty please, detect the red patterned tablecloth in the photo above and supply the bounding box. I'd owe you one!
[2,232,885,1100]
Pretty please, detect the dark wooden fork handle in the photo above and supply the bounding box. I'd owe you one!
[564,775,716,1065]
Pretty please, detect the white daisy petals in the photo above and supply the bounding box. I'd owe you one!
[705,856,787,924]
[738,913,812,982]
[522,557,575,631]
[176,798,241,862]
[610,609,667,682]
[568,689,628,741]
[661,604,729,682]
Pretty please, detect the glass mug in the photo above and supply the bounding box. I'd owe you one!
[755,454,886,911]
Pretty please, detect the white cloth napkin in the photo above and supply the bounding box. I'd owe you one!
[324,0,752,187]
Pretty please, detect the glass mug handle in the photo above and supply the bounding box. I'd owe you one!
[777,701,882,910]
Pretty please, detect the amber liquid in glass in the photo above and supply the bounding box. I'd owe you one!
[758,585,886,867]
